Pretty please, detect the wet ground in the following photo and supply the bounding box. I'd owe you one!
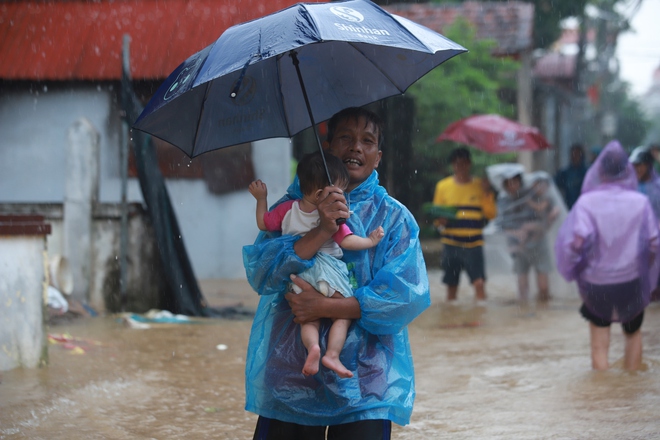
[2,270,660,439]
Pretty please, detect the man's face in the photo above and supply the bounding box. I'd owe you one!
[324,116,381,191]
[634,162,650,182]
[570,148,583,166]
[451,157,471,177]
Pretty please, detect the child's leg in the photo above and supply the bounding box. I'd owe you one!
[589,322,610,370]
[300,320,322,376]
[322,317,353,378]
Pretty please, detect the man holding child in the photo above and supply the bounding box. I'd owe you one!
[243,107,430,439]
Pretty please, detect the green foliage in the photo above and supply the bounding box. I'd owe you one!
[610,83,651,149]
[405,19,519,220]
[430,0,589,48]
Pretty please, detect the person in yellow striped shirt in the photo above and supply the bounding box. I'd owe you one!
[433,147,497,302]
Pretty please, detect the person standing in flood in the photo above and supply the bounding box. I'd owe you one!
[555,140,659,371]
[243,107,430,439]
[433,147,497,303]
[496,169,559,303]
[554,143,588,210]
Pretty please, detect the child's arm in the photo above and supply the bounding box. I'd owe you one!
[248,180,268,231]
[340,226,385,251]
[527,197,549,213]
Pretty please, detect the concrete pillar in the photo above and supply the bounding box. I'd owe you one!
[64,118,100,302]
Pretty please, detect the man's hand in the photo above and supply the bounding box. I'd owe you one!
[293,187,349,259]
[435,217,450,227]
[316,186,350,234]
[285,275,327,324]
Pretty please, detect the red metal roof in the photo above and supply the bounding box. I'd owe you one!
[0,0,321,81]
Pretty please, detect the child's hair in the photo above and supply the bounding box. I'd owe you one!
[297,151,349,195]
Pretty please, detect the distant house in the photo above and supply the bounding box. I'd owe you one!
[383,1,539,169]
[0,0,317,291]
[532,19,603,170]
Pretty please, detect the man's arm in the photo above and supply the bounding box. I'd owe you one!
[432,180,450,227]
[353,213,430,335]
[285,205,430,331]
[482,188,497,220]
[286,275,361,324]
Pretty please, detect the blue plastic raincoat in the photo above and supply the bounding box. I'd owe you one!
[243,171,430,426]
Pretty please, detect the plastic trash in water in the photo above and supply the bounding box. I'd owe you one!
[47,285,68,313]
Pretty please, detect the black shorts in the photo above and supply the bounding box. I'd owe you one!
[580,278,645,327]
[441,244,485,286]
[252,416,392,440]
[580,304,644,334]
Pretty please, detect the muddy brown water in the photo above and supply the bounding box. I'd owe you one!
[2,270,660,439]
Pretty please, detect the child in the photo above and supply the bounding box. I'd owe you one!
[248,151,384,378]
[555,140,658,371]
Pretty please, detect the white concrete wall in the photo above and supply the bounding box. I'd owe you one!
[0,85,291,280]
[0,236,47,371]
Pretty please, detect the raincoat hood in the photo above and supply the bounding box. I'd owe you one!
[581,140,637,194]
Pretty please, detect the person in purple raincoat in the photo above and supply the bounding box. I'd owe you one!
[555,140,659,371]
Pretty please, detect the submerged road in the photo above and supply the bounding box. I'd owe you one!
[1,270,659,439]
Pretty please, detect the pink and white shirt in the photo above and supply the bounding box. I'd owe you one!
[264,200,352,258]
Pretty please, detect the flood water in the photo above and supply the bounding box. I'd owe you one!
[2,270,660,439]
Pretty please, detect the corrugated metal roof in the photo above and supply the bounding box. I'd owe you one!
[0,0,320,81]
[533,52,576,79]
[383,1,534,56]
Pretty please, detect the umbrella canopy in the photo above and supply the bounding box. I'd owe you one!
[436,114,552,153]
[133,0,466,158]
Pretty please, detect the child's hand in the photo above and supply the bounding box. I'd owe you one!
[248,180,267,200]
[368,226,385,246]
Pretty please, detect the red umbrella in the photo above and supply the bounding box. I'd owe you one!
[436,114,552,153]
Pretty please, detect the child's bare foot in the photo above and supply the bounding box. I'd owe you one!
[322,355,353,378]
[302,344,321,376]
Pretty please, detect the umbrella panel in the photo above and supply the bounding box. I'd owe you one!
[134,0,467,158]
